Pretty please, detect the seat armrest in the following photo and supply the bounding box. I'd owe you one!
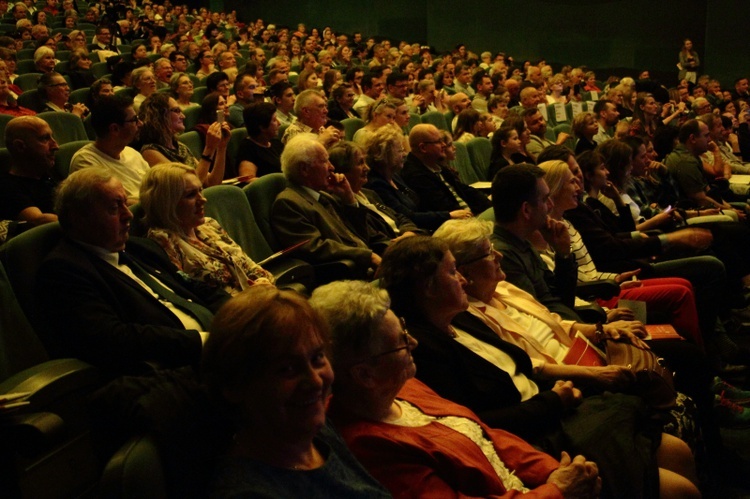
[264,257,315,291]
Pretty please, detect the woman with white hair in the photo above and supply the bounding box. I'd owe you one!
[314,280,602,499]
[131,66,158,111]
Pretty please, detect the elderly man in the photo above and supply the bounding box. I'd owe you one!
[281,89,340,146]
[523,108,569,162]
[409,79,439,115]
[35,168,228,373]
[70,95,150,204]
[519,86,540,110]
[216,51,237,72]
[353,73,384,117]
[401,124,490,228]
[448,92,471,130]
[0,116,58,226]
[271,133,382,275]
[153,58,173,90]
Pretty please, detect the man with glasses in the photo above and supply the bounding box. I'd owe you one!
[385,72,409,100]
[169,51,189,73]
[93,25,120,54]
[401,124,490,228]
[70,95,149,204]
[281,89,341,146]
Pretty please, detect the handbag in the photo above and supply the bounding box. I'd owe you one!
[604,339,677,410]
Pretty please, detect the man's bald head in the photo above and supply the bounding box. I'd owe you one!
[5,116,59,175]
[449,92,470,114]
[408,124,445,166]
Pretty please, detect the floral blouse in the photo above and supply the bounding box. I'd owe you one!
[148,217,274,296]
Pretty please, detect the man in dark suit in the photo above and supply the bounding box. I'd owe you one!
[35,168,228,374]
[401,124,491,216]
[271,133,384,276]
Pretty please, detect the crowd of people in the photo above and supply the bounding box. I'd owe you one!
[5,0,750,497]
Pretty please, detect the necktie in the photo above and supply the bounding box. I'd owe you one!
[120,253,214,330]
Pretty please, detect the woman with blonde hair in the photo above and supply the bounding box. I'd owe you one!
[352,98,396,145]
[140,163,273,296]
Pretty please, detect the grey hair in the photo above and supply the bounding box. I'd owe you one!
[280,133,325,184]
[55,168,113,230]
[433,218,493,266]
[309,280,391,366]
[293,88,325,116]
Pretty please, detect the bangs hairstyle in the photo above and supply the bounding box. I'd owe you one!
[365,123,405,173]
[139,162,196,233]
[376,236,449,319]
[309,280,391,367]
[201,286,329,396]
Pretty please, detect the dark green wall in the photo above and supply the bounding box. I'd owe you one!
[228,0,749,87]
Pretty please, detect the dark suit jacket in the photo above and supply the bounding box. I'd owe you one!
[401,153,491,215]
[35,237,229,372]
[406,311,565,440]
[271,184,375,270]
[365,171,450,231]
[361,188,421,239]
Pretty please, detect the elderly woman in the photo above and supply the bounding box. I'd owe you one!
[131,66,158,112]
[364,124,471,230]
[170,72,197,110]
[377,236,701,498]
[139,92,228,187]
[353,98,397,145]
[140,163,273,295]
[201,286,391,498]
[326,82,360,121]
[0,72,35,116]
[34,46,57,74]
[39,71,88,116]
[329,140,420,243]
[68,49,95,90]
[237,102,283,179]
[314,280,602,499]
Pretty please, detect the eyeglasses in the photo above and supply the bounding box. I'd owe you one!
[459,243,498,266]
[48,82,69,87]
[421,139,444,146]
[122,115,141,123]
[368,318,412,361]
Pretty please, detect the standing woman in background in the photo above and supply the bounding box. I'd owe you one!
[678,39,700,85]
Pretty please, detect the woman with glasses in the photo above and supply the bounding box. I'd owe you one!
[39,71,88,116]
[376,235,700,498]
[316,280,602,499]
[203,286,389,499]
[195,50,217,79]
[139,92,228,187]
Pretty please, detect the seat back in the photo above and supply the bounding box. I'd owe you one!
[53,140,91,181]
[14,72,42,91]
[37,111,89,144]
[177,131,203,159]
[341,117,364,141]
[477,206,495,221]
[0,114,13,147]
[182,105,201,131]
[16,59,37,75]
[0,260,47,382]
[452,141,481,184]
[243,173,288,250]
[225,127,248,179]
[420,110,448,131]
[553,123,577,151]
[190,85,207,104]
[202,185,273,261]
[407,112,421,132]
[68,86,90,105]
[98,435,167,499]
[465,137,492,181]
[0,222,63,335]
[91,61,109,79]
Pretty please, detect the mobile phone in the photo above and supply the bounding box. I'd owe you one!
[216,109,225,124]
[663,205,673,214]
